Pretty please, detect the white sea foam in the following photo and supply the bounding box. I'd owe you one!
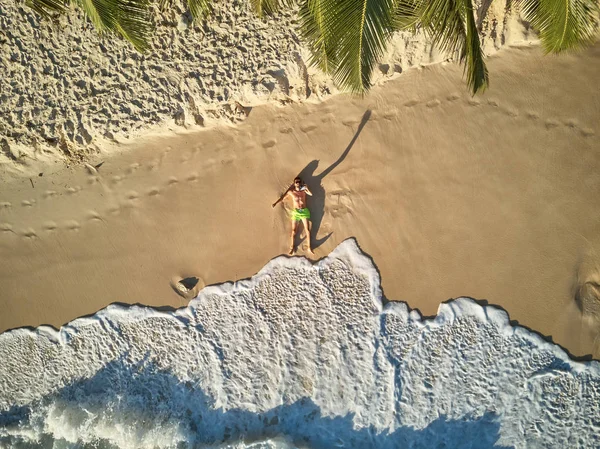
[1,238,599,449]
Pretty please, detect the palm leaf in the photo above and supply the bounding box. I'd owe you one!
[187,0,211,19]
[25,0,69,18]
[417,0,488,93]
[159,0,211,20]
[517,0,599,53]
[314,0,396,93]
[75,0,153,51]
[299,0,337,73]
[393,0,422,30]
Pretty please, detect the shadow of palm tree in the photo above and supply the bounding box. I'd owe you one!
[295,109,372,251]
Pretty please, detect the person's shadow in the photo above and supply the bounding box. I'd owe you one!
[294,109,371,251]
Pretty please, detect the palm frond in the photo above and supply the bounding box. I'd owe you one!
[299,0,336,73]
[462,0,487,93]
[25,0,69,18]
[316,0,396,93]
[187,0,211,20]
[250,0,293,17]
[419,0,488,93]
[158,0,211,21]
[76,0,153,51]
[393,0,422,30]
[517,0,599,53]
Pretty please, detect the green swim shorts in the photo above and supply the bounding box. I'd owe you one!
[290,208,311,221]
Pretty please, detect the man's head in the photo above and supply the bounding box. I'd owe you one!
[294,177,302,189]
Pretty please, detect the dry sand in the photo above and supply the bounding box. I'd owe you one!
[0,0,532,167]
[1,42,599,359]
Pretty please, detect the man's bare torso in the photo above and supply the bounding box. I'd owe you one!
[287,189,307,209]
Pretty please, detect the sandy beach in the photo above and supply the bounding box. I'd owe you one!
[1,39,599,359]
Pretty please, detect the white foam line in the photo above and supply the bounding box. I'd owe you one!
[1,238,598,377]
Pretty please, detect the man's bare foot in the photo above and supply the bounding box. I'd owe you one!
[288,246,295,255]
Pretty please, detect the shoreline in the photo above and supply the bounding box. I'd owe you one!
[1,43,599,358]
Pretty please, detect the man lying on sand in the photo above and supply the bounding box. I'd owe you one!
[272,176,314,256]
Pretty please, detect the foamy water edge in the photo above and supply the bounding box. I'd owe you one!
[1,239,599,448]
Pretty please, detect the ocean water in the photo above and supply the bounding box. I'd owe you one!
[0,239,599,449]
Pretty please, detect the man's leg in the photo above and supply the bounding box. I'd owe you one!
[301,218,314,254]
[289,219,298,255]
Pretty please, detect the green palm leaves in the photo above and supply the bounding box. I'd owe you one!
[22,0,600,94]
[406,0,489,92]
[518,0,599,53]
[299,0,488,93]
[26,0,69,17]
[26,0,153,51]
[249,0,291,17]
[80,0,153,51]
[301,0,396,93]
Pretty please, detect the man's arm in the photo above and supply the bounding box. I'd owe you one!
[302,185,313,196]
[272,185,292,208]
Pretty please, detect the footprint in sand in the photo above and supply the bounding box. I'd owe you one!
[563,119,578,129]
[426,99,441,108]
[111,175,123,185]
[502,108,519,118]
[148,187,161,196]
[126,191,139,200]
[43,190,58,199]
[21,228,37,239]
[180,153,194,163]
[187,173,199,182]
[88,176,100,185]
[467,99,481,107]
[447,93,461,102]
[87,211,104,222]
[65,220,81,231]
[202,158,217,170]
[262,139,277,149]
[121,201,136,211]
[329,191,355,218]
[382,111,397,120]
[126,163,140,174]
[168,177,179,186]
[574,252,600,318]
[404,100,419,107]
[300,124,318,132]
[341,119,359,127]
[526,112,539,120]
[487,99,500,107]
[43,221,57,231]
[66,186,81,195]
[545,119,560,129]
[21,200,35,207]
[1,223,14,233]
[581,128,595,137]
[279,127,293,134]
[0,202,11,210]
[108,206,121,216]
